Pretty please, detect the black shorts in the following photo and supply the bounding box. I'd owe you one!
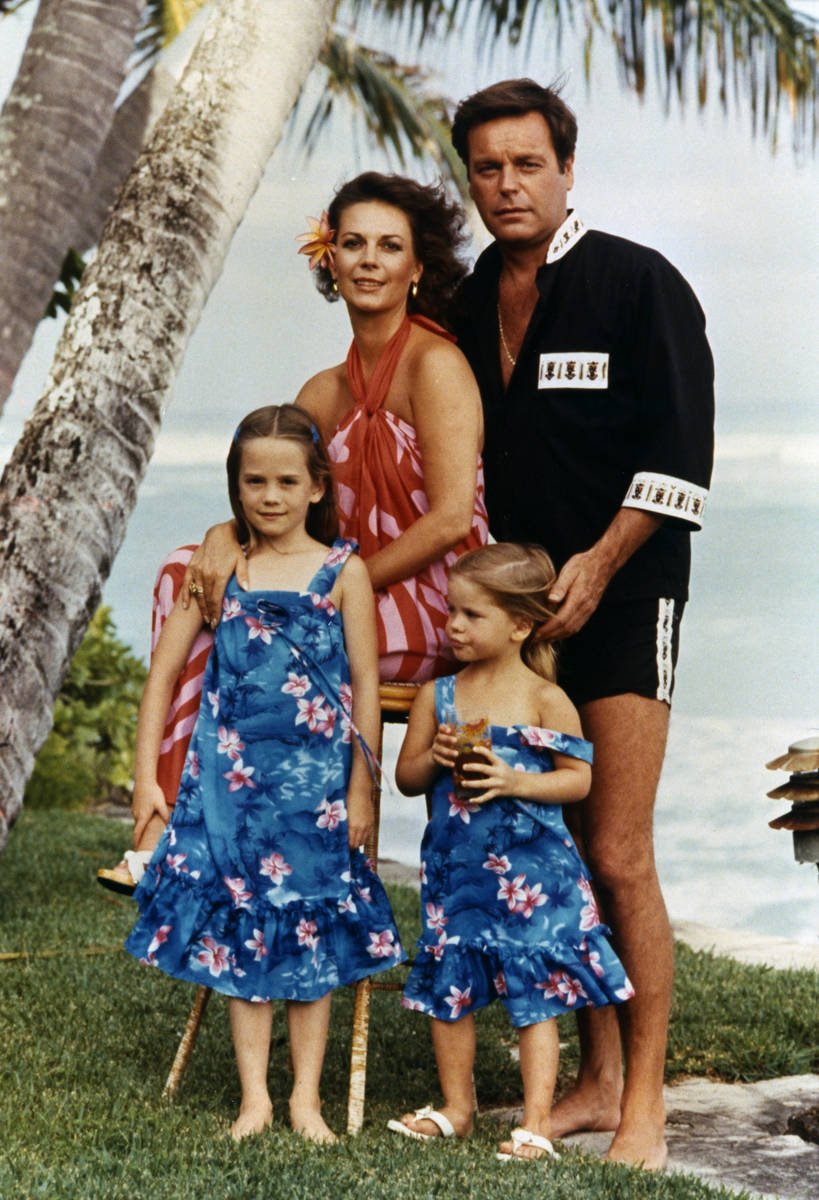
[557,597,685,709]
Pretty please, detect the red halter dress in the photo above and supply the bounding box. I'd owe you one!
[330,314,488,682]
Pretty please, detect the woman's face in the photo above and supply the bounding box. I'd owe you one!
[332,201,422,316]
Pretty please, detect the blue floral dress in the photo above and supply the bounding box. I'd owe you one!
[126,539,404,1002]
[401,675,632,1027]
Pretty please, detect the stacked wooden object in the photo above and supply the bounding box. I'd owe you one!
[767,735,819,864]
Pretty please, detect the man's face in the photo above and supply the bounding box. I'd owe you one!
[466,112,574,250]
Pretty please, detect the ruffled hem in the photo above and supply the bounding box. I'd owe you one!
[402,930,632,1027]
[125,856,404,1003]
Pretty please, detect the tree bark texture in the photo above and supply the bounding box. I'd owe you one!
[0,0,145,409]
[0,0,335,856]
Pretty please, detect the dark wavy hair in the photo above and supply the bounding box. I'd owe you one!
[451,78,577,173]
[449,542,559,682]
[313,172,469,329]
[226,404,339,546]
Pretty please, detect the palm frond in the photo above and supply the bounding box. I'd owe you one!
[132,0,207,70]
[293,32,469,196]
[347,0,818,149]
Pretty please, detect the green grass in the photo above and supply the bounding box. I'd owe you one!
[1,810,816,1199]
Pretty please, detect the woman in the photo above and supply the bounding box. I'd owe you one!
[99,174,487,894]
[189,172,488,682]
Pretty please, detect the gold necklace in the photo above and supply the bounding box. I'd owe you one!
[497,302,516,367]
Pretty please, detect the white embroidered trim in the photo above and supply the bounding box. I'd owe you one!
[546,212,587,263]
[655,599,675,704]
[623,472,708,527]
[538,352,609,389]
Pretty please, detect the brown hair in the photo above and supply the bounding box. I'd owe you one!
[449,542,559,681]
[313,172,469,329]
[451,78,577,173]
[226,405,338,546]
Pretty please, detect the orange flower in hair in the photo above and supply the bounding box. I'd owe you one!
[296,211,336,271]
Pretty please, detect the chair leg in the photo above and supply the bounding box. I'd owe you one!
[162,985,212,1098]
[346,713,385,1133]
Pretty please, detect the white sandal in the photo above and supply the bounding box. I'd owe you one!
[496,1127,559,1161]
[387,1105,457,1142]
[96,849,153,895]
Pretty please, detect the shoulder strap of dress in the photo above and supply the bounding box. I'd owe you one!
[434,674,455,723]
[344,314,457,414]
[345,316,412,414]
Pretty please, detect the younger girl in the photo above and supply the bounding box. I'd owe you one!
[125,405,403,1143]
[389,543,632,1161]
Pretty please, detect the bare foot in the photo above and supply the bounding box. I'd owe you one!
[289,1099,338,1145]
[549,1081,622,1138]
[397,1106,472,1139]
[230,1099,273,1141]
[605,1125,668,1171]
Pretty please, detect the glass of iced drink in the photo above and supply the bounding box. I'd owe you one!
[447,712,491,801]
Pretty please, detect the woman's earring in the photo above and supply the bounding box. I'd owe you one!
[332,278,339,294]
[411,281,419,298]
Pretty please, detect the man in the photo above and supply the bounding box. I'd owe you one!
[450,78,714,1169]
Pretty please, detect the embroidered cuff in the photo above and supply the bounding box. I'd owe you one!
[623,472,708,527]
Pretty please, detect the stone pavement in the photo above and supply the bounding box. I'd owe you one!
[379,860,819,1199]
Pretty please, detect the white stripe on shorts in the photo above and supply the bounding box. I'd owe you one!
[655,599,675,704]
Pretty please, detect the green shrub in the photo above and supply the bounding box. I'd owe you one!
[24,607,147,811]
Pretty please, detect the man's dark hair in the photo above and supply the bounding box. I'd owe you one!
[451,78,577,173]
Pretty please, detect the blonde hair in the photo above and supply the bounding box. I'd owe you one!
[449,543,559,682]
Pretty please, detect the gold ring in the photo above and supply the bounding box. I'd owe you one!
[188,581,204,595]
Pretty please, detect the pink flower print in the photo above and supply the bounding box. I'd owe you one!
[296,918,319,950]
[444,984,473,1019]
[165,852,187,872]
[324,542,349,566]
[338,894,357,914]
[282,672,311,698]
[616,979,636,1001]
[515,882,548,918]
[579,898,601,931]
[245,615,274,643]
[147,924,172,958]
[340,712,353,744]
[493,970,507,996]
[367,929,397,958]
[581,942,605,977]
[217,726,245,761]
[310,592,335,612]
[260,851,292,885]
[185,750,200,779]
[578,877,594,903]
[296,694,329,731]
[339,682,353,713]
[197,937,231,977]
[401,997,425,1011]
[520,726,557,748]
[355,884,372,904]
[497,873,527,911]
[223,758,255,792]
[207,690,220,717]
[560,975,588,1006]
[425,931,460,959]
[419,861,428,885]
[316,708,337,738]
[222,595,244,621]
[448,791,478,823]
[425,903,448,934]
[224,876,253,910]
[315,797,346,831]
[483,853,511,875]
[535,971,565,1000]
[244,929,268,962]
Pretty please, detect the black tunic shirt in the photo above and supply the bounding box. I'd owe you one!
[455,215,715,603]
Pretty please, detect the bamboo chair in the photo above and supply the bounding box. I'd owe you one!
[162,680,419,1130]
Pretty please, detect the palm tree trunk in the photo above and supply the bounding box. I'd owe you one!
[0,0,145,409]
[0,0,335,857]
